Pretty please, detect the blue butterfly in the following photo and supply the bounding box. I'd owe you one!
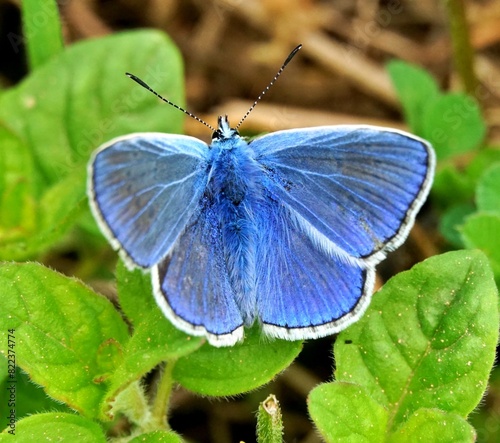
[87,47,435,347]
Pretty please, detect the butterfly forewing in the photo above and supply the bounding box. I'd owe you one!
[251,125,435,264]
[89,133,209,268]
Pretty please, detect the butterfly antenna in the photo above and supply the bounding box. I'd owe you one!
[235,44,302,130]
[126,73,216,132]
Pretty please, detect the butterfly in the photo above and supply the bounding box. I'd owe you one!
[87,46,435,347]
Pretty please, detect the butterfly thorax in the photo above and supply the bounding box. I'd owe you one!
[209,115,263,207]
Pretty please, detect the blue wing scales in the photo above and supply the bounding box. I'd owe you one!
[88,133,209,268]
[152,197,244,347]
[251,125,435,264]
[255,202,374,339]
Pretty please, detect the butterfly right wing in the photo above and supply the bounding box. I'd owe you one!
[88,133,209,269]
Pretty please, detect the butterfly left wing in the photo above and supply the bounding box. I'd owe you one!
[88,133,209,269]
[251,125,435,266]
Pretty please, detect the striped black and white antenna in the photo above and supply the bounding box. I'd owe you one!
[235,44,302,130]
[126,44,302,132]
[126,72,216,132]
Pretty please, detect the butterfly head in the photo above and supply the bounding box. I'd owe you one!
[212,115,239,141]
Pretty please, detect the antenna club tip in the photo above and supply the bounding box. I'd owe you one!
[284,44,302,65]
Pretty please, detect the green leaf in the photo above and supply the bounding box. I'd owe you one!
[39,167,86,231]
[21,0,64,70]
[431,165,475,210]
[0,123,78,261]
[0,29,184,186]
[421,94,485,160]
[0,413,106,442]
[465,147,500,183]
[308,382,388,443]
[439,204,475,248]
[174,327,302,396]
[388,408,475,443]
[257,394,283,443]
[0,126,36,237]
[105,308,202,414]
[387,60,439,135]
[116,260,157,327]
[0,166,87,260]
[335,250,498,430]
[461,213,500,283]
[476,163,500,213]
[128,430,184,443]
[0,262,130,418]
[0,360,71,431]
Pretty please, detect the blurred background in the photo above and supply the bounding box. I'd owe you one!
[1,1,499,442]
[2,0,500,142]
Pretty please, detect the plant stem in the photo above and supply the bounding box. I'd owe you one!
[151,360,177,430]
[22,0,64,70]
[443,0,479,98]
[257,395,283,443]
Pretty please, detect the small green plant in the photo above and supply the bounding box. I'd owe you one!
[0,1,498,442]
[308,250,497,442]
[387,60,500,286]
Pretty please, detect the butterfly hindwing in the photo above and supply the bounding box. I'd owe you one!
[152,197,244,347]
[254,201,374,339]
[251,125,435,264]
[88,133,209,268]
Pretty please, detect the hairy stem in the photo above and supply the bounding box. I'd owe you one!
[151,360,177,430]
[443,0,479,98]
